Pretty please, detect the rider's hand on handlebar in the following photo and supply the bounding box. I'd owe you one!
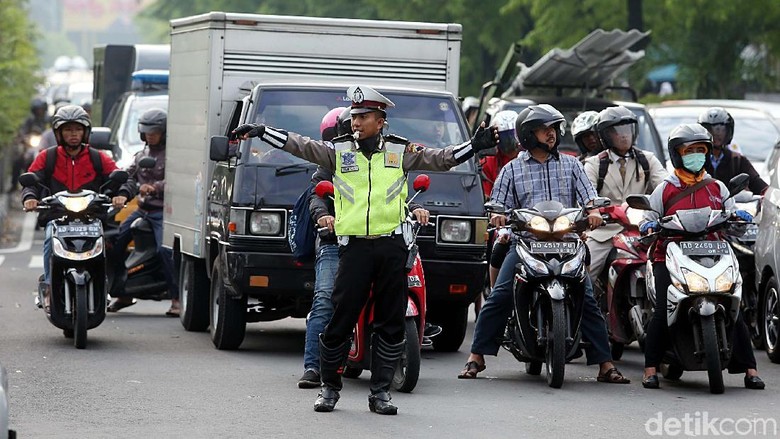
[23,198,38,211]
[734,209,753,222]
[639,221,657,235]
[317,215,335,232]
[489,212,507,228]
[587,211,604,230]
[111,196,127,209]
[412,208,430,225]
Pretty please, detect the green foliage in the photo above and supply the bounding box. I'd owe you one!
[0,0,40,148]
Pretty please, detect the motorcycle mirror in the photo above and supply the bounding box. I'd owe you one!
[18,172,41,188]
[108,170,129,184]
[315,180,334,199]
[89,127,113,151]
[726,173,750,200]
[626,194,653,211]
[591,197,611,209]
[484,201,506,213]
[138,156,156,169]
[412,174,430,193]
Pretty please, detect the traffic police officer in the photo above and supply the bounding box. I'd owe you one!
[234,85,498,415]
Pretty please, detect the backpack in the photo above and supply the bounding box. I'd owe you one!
[288,184,317,262]
[43,145,104,184]
[596,148,651,194]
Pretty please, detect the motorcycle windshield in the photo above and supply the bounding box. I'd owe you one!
[667,207,714,234]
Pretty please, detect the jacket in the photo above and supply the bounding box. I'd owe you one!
[479,151,515,197]
[703,148,768,195]
[120,145,166,211]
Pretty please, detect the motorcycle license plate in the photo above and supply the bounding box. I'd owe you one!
[679,241,729,256]
[529,241,576,254]
[741,225,758,240]
[56,224,101,237]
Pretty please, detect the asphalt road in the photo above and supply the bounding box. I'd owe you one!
[1,206,778,438]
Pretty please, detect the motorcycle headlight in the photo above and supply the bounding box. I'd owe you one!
[52,236,103,260]
[28,134,42,148]
[528,216,550,233]
[517,243,548,275]
[249,212,282,236]
[440,219,471,243]
[561,245,584,275]
[715,267,734,293]
[682,269,709,293]
[552,215,573,233]
[735,202,757,217]
[58,194,94,213]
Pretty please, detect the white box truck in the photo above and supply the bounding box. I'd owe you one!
[165,12,486,351]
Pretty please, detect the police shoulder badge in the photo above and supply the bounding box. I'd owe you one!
[405,143,425,154]
[340,151,358,173]
[384,151,400,168]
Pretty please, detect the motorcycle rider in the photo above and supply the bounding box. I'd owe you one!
[583,106,667,286]
[639,123,765,390]
[234,84,499,415]
[22,105,128,313]
[571,110,602,161]
[457,104,630,385]
[107,108,179,316]
[698,107,768,195]
[11,97,49,191]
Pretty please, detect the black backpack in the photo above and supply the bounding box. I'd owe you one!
[596,148,651,193]
[288,184,317,263]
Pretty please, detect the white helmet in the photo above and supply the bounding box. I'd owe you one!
[491,110,518,133]
[571,111,600,137]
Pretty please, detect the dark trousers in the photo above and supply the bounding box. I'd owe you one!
[644,262,757,372]
[322,234,408,346]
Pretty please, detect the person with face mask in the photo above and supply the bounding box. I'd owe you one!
[698,107,768,195]
[639,123,765,390]
[22,105,128,316]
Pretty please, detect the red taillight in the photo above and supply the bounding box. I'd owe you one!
[449,284,468,294]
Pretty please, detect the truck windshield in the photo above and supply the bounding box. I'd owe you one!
[243,89,471,171]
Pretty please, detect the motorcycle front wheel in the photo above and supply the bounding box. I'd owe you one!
[73,282,88,349]
[545,300,566,389]
[392,319,420,393]
[701,314,724,394]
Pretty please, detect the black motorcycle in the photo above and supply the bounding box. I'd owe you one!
[487,198,609,388]
[728,190,762,349]
[20,170,127,349]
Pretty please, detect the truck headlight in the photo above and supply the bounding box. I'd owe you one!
[440,219,471,243]
[250,212,282,235]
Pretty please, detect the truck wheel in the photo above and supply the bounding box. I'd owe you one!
[210,264,247,350]
[392,319,420,393]
[430,303,468,352]
[179,255,209,332]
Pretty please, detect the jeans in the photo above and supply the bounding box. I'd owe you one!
[303,244,339,372]
[114,209,178,299]
[470,242,612,365]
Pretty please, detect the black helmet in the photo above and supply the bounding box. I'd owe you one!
[52,104,91,145]
[514,107,531,150]
[138,108,167,143]
[667,123,713,169]
[697,107,734,147]
[596,106,637,152]
[30,97,47,113]
[515,104,566,152]
[336,106,353,137]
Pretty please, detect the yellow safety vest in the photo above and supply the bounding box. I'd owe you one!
[333,139,407,236]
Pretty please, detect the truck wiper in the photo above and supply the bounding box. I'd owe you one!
[275,163,313,176]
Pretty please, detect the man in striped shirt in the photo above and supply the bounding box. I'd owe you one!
[458,104,630,384]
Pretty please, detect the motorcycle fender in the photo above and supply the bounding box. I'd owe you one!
[666,285,686,326]
[693,298,717,317]
[545,279,566,301]
[405,298,419,317]
[66,268,89,287]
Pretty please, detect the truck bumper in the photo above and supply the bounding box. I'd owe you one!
[225,251,315,299]
[422,258,486,304]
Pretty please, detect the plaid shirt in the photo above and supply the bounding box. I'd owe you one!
[491,150,597,209]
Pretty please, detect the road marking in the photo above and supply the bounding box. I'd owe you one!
[0,255,4,266]
[29,255,43,269]
[0,214,36,254]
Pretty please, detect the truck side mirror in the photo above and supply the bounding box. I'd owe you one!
[210,136,230,161]
[90,127,112,150]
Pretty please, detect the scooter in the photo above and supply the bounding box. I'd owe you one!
[728,190,762,349]
[20,169,128,349]
[626,173,750,394]
[314,174,430,393]
[487,197,610,389]
[597,203,650,359]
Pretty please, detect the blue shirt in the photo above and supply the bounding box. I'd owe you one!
[710,152,724,171]
[491,150,597,209]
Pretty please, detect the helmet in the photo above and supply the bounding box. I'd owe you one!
[336,106,353,137]
[596,106,637,152]
[491,110,518,154]
[667,123,713,169]
[697,107,734,147]
[320,107,346,141]
[52,104,91,145]
[30,97,47,113]
[515,104,566,152]
[571,110,601,154]
[461,96,479,114]
[138,108,167,143]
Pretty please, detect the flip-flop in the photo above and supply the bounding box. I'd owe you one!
[457,361,486,379]
[107,298,137,313]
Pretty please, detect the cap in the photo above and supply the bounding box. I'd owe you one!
[347,85,395,115]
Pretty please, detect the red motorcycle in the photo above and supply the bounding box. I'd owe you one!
[315,174,430,393]
[597,203,650,360]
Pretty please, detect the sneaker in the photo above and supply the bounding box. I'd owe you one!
[421,336,433,347]
[423,322,442,338]
[298,369,321,389]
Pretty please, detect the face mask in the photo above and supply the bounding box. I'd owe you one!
[682,152,706,173]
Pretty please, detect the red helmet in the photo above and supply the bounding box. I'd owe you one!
[320,107,346,141]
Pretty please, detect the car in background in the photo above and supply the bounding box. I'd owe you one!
[648,102,780,179]
[753,139,780,364]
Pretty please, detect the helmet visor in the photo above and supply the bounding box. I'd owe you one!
[604,124,635,151]
[706,124,728,146]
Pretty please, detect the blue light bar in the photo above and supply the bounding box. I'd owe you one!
[131,69,169,91]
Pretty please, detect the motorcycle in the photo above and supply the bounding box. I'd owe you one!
[626,173,750,394]
[314,174,430,393]
[486,197,610,389]
[596,203,650,359]
[728,191,762,349]
[20,169,128,349]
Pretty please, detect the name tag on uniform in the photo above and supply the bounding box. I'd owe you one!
[341,151,358,173]
[384,151,400,168]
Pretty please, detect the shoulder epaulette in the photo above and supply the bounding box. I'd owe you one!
[331,133,354,144]
[383,134,409,145]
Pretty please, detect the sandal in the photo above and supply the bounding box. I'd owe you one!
[597,367,631,384]
[457,361,486,379]
[165,301,181,317]
[107,298,137,313]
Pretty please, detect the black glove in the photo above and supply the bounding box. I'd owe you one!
[232,123,265,139]
[471,124,499,152]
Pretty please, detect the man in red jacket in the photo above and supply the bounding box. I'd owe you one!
[22,105,129,311]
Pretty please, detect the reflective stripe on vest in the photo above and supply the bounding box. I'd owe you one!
[333,140,407,236]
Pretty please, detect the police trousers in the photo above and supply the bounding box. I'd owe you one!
[322,234,408,346]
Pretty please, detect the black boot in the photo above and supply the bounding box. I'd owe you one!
[368,333,405,415]
[314,335,349,412]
